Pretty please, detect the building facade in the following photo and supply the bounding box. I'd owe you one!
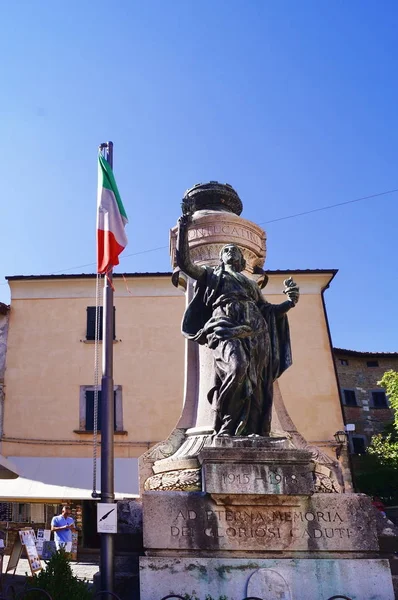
[0,301,9,445]
[0,301,19,482]
[0,270,347,549]
[333,347,398,455]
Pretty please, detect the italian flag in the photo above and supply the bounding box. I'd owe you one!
[97,153,128,274]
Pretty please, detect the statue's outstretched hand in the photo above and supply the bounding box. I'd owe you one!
[179,198,195,226]
[178,212,192,228]
[283,277,300,305]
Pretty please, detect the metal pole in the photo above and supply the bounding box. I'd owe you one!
[100,141,115,597]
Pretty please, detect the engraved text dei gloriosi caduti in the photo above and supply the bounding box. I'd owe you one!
[170,508,354,542]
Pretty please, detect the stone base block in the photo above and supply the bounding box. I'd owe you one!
[199,439,314,495]
[139,557,394,600]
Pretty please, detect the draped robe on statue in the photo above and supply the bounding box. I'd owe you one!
[182,265,293,436]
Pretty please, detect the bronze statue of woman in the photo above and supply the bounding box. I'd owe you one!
[176,211,299,437]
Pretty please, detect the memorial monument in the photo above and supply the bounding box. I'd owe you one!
[139,182,395,599]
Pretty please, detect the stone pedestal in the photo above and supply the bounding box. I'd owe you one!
[138,182,394,598]
[140,487,395,599]
[140,437,396,598]
[140,440,395,598]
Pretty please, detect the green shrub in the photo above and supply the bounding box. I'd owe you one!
[25,549,93,600]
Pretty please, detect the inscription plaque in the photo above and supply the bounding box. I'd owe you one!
[188,224,262,248]
[143,492,379,553]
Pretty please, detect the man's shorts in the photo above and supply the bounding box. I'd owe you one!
[55,541,72,553]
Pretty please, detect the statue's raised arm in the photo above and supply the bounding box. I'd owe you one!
[175,212,204,281]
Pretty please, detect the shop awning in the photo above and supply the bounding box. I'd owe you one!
[0,457,139,501]
[0,454,19,479]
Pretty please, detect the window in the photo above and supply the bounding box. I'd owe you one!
[342,389,357,406]
[79,385,123,431]
[339,359,349,366]
[31,504,45,523]
[12,503,31,523]
[371,391,388,409]
[366,360,379,368]
[85,390,116,431]
[0,503,12,521]
[351,436,366,455]
[86,307,116,341]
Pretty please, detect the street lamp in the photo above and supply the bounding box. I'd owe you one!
[334,430,348,459]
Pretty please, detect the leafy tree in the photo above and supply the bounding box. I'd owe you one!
[25,549,93,600]
[378,370,398,430]
[354,370,398,505]
[355,430,398,505]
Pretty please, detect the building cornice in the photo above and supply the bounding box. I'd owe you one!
[6,270,338,300]
[334,347,398,358]
[6,269,338,281]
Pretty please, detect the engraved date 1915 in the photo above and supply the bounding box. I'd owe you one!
[221,471,292,486]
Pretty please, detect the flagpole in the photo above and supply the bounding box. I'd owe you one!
[100,140,115,597]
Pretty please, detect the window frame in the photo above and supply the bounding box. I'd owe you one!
[339,359,349,366]
[366,360,379,368]
[79,385,123,431]
[342,388,358,407]
[370,389,389,409]
[86,306,116,341]
[350,435,367,455]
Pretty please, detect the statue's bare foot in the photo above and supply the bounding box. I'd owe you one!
[247,433,261,438]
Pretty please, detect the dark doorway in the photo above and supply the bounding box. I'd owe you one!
[82,500,100,549]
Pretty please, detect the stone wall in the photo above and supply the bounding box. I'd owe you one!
[334,349,398,446]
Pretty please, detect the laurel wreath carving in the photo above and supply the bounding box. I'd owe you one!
[144,468,201,492]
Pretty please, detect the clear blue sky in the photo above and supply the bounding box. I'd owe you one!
[1,0,397,351]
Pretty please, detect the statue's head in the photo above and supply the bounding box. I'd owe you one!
[219,244,246,272]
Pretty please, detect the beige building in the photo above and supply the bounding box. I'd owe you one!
[0,269,347,547]
[0,301,19,483]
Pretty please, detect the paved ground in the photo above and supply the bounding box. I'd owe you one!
[2,554,99,582]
